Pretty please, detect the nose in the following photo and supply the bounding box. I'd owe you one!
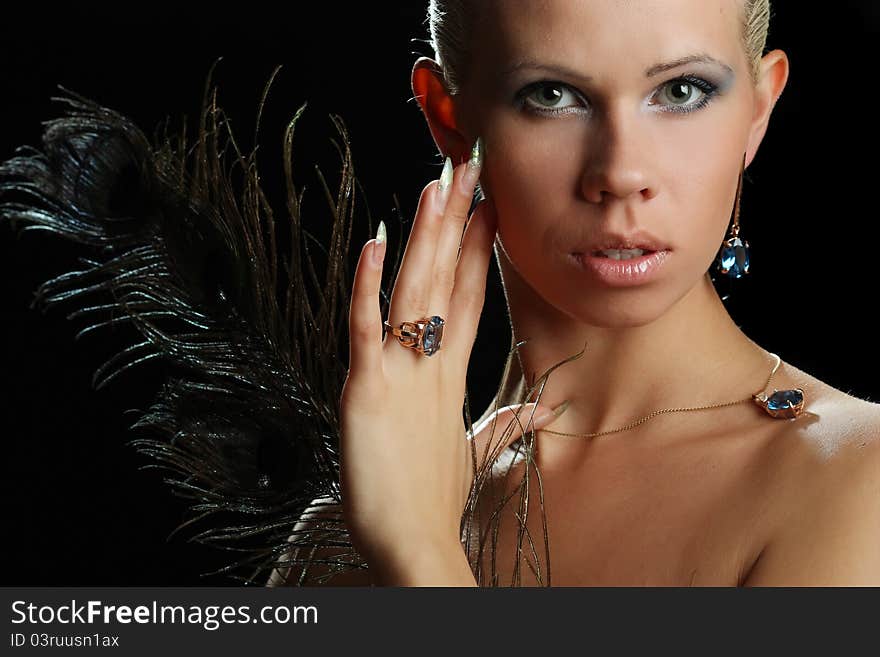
[579,108,658,204]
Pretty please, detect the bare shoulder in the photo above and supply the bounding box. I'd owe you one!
[774,358,880,457]
[744,361,880,585]
[265,496,373,587]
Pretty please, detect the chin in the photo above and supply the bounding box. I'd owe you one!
[559,269,693,328]
[571,301,667,329]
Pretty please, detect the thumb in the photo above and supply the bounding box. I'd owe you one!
[523,400,570,428]
[470,400,570,451]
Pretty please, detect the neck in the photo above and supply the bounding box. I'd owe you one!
[486,246,776,455]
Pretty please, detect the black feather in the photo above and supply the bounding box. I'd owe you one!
[0,61,387,585]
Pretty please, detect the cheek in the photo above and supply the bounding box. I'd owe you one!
[654,105,749,265]
[483,129,584,255]
[679,141,746,268]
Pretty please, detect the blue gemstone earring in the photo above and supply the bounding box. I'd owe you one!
[716,153,750,279]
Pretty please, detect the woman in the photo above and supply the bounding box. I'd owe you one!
[271,0,880,586]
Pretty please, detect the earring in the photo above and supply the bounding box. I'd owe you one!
[715,152,750,279]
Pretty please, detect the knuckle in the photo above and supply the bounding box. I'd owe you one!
[445,208,468,226]
[459,285,486,311]
[434,264,456,291]
[351,315,377,339]
[399,287,429,316]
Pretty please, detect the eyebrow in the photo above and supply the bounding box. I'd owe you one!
[501,53,735,82]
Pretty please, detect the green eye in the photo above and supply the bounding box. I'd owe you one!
[653,76,720,114]
[661,81,702,105]
[520,82,585,114]
[531,84,565,106]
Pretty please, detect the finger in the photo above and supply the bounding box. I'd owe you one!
[427,139,484,323]
[468,401,571,464]
[443,197,498,366]
[348,222,388,381]
[383,160,453,359]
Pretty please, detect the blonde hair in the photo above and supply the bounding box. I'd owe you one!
[427,0,772,95]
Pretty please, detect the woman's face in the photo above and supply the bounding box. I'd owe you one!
[455,0,763,327]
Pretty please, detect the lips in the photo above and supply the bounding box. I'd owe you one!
[574,231,671,255]
[574,249,671,286]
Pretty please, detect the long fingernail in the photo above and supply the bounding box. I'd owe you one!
[552,399,570,417]
[462,136,483,188]
[530,399,570,426]
[437,156,453,208]
[372,220,387,267]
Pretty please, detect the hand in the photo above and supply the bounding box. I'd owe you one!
[339,141,565,574]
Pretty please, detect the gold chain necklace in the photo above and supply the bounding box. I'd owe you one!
[540,352,806,439]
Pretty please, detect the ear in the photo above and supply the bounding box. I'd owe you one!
[411,57,473,166]
[745,49,790,167]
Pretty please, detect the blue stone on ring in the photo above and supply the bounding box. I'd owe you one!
[421,315,445,356]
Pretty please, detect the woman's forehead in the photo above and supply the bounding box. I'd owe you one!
[481,0,744,76]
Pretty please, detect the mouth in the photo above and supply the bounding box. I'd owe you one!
[574,232,672,257]
[572,249,671,286]
[588,247,659,260]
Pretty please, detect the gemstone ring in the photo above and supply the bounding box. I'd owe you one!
[382,315,445,357]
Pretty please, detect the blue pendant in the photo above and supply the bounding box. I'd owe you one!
[718,236,750,278]
[753,388,805,419]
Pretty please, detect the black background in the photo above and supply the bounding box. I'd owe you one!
[2,3,878,585]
